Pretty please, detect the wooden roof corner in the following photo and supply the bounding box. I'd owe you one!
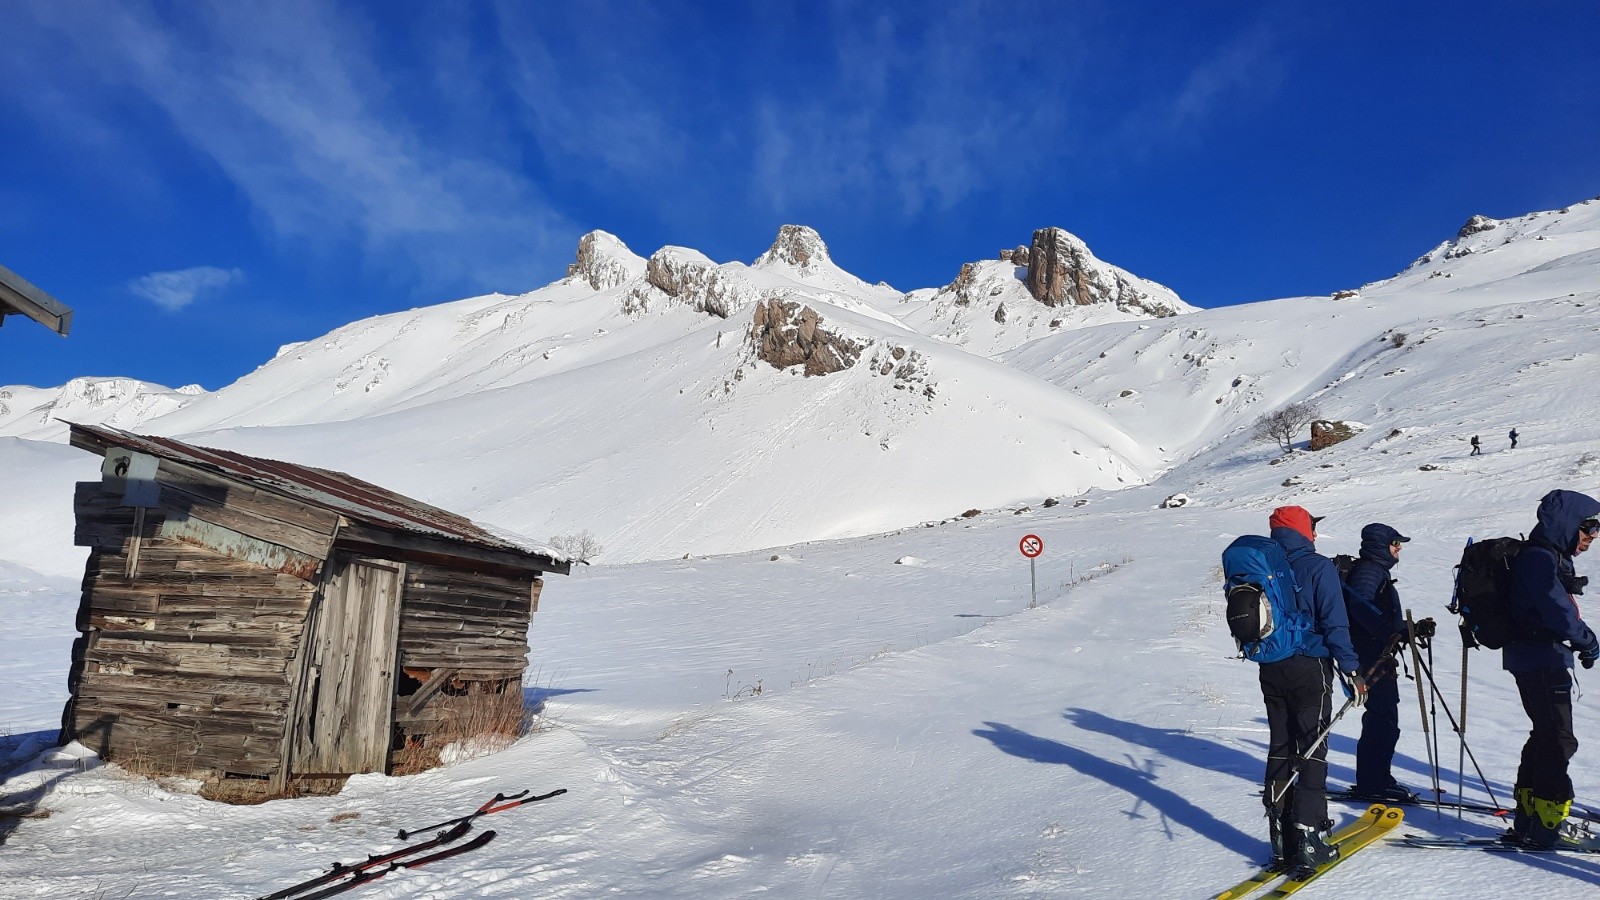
[0,263,74,336]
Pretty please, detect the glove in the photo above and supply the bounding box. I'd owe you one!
[1579,643,1599,670]
[1407,617,1437,649]
[1341,671,1369,707]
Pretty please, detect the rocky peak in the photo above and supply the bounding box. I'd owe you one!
[566,230,647,291]
[754,225,833,272]
[629,247,760,319]
[1020,227,1185,316]
[1456,214,1497,239]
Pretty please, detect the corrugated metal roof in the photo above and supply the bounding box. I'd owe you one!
[70,422,564,566]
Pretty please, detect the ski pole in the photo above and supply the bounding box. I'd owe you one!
[1457,634,1469,820]
[394,788,565,840]
[1269,641,1401,808]
[1427,630,1442,805]
[1406,611,1442,813]
[1408,650,1503,810]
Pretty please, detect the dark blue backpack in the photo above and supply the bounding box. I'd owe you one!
[1223,535,1311,663]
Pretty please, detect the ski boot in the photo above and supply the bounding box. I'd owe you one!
[1520,789,1572,850]
[1293,821,1340,874]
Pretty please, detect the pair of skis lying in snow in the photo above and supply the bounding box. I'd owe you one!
[256,788,566,900]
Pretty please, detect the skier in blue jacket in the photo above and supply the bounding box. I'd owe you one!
[1342,523,1433,802]
[1263,506,1364,871]
[1503,489,1600,848]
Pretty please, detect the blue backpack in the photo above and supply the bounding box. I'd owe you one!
[1222,535,1311,663]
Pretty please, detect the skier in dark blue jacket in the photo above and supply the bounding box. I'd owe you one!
[1502,489,1600,848]
[1262,506,1364,871]
[1341,523,1433,802]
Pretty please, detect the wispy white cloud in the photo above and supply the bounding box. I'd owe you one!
[129,266,245,312]
[8,0,578,294]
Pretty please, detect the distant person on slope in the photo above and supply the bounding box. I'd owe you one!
[1262,506,1364,871]
[1509,428,1520,450]
[1502,490,1600,848]
[1341,523,1433,802]
[1471,435,1482,456]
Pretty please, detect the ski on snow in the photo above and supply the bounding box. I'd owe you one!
[257,820,473,900]
[1398,832,1600,855]
[292,829,498,899]
[258,788,564,900]
[1212,804,1404,900]
[1327,786,1600,825]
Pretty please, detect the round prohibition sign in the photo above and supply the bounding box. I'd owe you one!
[1019,534,1044,559]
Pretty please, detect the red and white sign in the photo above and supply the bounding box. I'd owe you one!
[1019,534,1044,558]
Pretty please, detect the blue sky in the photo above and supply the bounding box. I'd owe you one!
[3,1,1597,391]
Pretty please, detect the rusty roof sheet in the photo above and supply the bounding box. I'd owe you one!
[70,422,564,565]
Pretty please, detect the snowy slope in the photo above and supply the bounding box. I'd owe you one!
[2,226,1173,570]
[4,200,1600,898]
[0,377,205,441]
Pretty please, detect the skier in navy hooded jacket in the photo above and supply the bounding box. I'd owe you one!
[1503,489,1600,848]
[1342,522,1432,802]
[1262,506,1364,871]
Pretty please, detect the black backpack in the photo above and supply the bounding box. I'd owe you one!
[1333,553,1357,583]
[1451,537,1527,649]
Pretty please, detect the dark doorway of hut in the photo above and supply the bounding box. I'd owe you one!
[283,554,403,795]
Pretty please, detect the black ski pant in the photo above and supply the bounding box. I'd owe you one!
[1260,655,1334,828]
[1513,667,1578,803]
[1354,641,1401,793]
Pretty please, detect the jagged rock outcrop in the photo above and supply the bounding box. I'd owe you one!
[950,262,982,306]
[999,245,1030,265]
[748,298,863,376]
[565,230,646,291]
[1023,227,1171,315]
[627,247,760,319]
[754,225,832,273]
[1457,215,1497,238]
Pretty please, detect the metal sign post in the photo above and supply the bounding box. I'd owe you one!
[1019,533,1044,608]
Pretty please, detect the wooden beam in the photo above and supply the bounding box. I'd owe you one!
[402,667,458,719]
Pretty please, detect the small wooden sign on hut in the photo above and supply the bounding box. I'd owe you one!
[60,423,570,799]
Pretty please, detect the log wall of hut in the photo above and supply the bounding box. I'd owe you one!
[390,564,542,756]
[65,479,332,782]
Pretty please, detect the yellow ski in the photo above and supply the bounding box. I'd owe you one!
[1213,804,1386,900]
[1260,805,1403,897]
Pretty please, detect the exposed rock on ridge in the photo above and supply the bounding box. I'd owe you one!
[626,247,761,319]
[1023,227,1180,316]
[754,225,832,273]
[566,231,647,291]
[748,298,863,376]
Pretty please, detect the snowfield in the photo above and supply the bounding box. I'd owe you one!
[3,201,1600,897]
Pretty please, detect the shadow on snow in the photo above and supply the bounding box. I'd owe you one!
[971,720,1260,859]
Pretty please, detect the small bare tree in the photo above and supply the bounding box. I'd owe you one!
[1252,401,1321,454]
[549,530,603,565]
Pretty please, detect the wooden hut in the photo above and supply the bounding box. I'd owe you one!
[0,263,74,336]
[61,423,569,798]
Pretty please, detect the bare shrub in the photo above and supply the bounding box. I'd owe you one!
[1252,401,1321,454]
[549,530,603,565]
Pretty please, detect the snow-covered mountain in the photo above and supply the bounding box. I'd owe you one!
[6,198,1600,898]
[3,200,1598,576]
[0,224,1190,569]
[0,376,205,441]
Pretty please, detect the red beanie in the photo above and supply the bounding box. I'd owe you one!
[1269,506,1317,541]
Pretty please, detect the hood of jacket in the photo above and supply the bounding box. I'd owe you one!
[1358,523,1404,570]
[1530,489,1600,557]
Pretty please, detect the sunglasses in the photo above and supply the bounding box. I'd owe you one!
[1583,519,1600,538]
